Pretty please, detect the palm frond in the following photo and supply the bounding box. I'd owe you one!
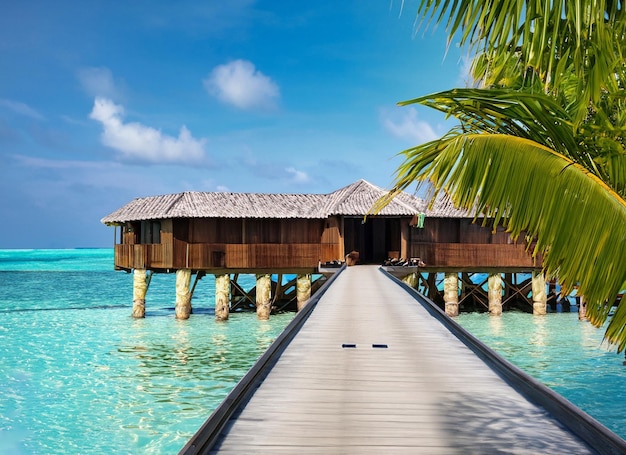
[399,88,578,156]
[399,88,626,195]
[414,0,626,123]
[386,132,626,349]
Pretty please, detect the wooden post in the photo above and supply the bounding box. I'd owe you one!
[532,271,547,315]
[256,274,272,320]
[215,274,230,321]
[175,269,192,319]
[296,274,311,311]
[132,268,149,318]
[402,272,418,289]
[578,294,587,321]
[426,272,437,300]
[444,272,459,316]
[504,272,513,302]
[488,273,503,316]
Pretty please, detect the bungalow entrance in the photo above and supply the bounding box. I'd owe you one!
[343,217,401,264]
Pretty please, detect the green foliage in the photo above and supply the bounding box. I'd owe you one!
[381,129,626,350]
[382,1,626,350]
[415,0,626,123]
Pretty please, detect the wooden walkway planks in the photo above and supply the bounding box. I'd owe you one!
[205,265,603,454]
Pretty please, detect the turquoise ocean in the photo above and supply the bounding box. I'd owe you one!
[0,249,294,454]
[1,249,625,453]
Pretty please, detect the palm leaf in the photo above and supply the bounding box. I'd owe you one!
[382,132,626,350]
[399,88,579,155]
[399,88,626,195]
[414,0,626,123]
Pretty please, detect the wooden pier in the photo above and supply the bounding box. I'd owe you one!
[181,265,626,455]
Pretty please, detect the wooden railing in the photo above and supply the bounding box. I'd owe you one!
[114,241,538,271]
[114,242,327,270]
[409,242,540,270]
[225,244,322,268]
[114,244,173,269]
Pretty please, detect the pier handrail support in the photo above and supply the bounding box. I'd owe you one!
[380,267,626,455]
[179,265,347,455]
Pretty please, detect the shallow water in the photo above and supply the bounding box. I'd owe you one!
[2,250,625,453]
[456,312,626,439]
[0,249,294,454]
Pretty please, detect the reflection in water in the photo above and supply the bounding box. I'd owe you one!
[0,251,296,454]
[98,311,295,453]
[488,314,503,336]
[529,314,548,350]
[456,312,626,439]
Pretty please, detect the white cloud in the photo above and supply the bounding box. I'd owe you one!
[204,59,280,110]
[285,167,310,184]
[77,67,123,100]
[89,97,206,164]
[382,107,438,144]
[216,185,230,192]
[0,99,44,120]
[458,55,475,87]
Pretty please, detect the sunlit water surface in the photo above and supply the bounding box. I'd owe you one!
[2,250,625,452]
[0,249,294,454]
[456,312,626,439]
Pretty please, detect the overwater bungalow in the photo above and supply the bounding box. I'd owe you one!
[102,179,544,319]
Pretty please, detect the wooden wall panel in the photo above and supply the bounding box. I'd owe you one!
[220,219,243,243]
[321,216,341,244]
[161,219,173,233]
[225,244,321,268]
[147,243,173,268]
[245,219,280,243]
[173,219,190,242]
[401,219,410,259]
[409,242,537,269]
[459,219,492,243]
[320,244,342,263]
[190,219,217,243]
[281,219,323,243]
[225,244,249,268]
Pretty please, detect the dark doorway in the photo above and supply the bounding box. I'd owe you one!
[343,217,400,264]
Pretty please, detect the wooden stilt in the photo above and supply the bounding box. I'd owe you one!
[230,274,256,311]
[458,273,488,310]
[190,271,204,300]
[296,274,311,311]
[501,273,532,310]
[488,273,503,316]
[532,271,547,315]
[444,272,459,316]
[132,268,149,318]
[415,272,429,295]
[215,274,230,321]
[504,272,513,302]
[272,274,285,306]
[460,272,468,304]
[175,269,192,319]
[256,274,272,320]
[426,273,438,300]
[578,293,587,321]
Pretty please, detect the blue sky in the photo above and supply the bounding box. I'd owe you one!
[0,0,468,248]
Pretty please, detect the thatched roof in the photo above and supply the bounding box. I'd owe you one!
[101,179,470,224]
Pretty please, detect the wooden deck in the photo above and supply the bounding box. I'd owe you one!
[183,266,626,454]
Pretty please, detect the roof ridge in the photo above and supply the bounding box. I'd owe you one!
[101,179,465,224]
[322,180,369,215]
[388,189,425,214]
[355,180,423,214]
